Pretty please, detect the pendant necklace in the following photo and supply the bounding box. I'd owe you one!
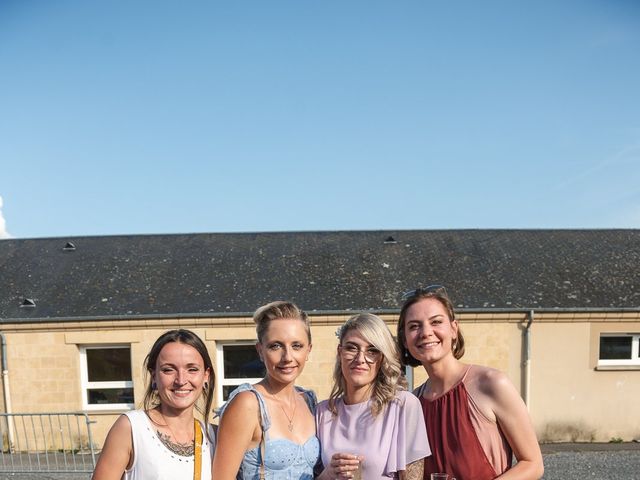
[280,397,297,432]
[267,387,298,432]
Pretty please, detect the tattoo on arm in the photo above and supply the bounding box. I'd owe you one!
[399,459,424,480]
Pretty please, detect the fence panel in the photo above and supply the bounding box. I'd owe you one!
[0,412,96,473]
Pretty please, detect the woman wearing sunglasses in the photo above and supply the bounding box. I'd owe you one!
[316,313,430,479]
[397,286,543,480]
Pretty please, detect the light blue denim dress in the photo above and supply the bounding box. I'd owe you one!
[218,383,320,480]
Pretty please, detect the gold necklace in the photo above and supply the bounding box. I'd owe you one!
[280,397,297,432]
[266,387,298,432]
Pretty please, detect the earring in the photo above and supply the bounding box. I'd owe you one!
[151,381,157,391]
[204,381,209,390]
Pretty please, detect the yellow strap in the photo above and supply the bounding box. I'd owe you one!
[194,420,203,480]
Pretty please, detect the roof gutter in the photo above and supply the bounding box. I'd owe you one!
[1,306,640,324]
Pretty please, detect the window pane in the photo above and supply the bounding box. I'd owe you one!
[223,345,265,378]
[88,388,134,405]
[87,348,132,381]
[600,336,632,360]
[222,385,238,402]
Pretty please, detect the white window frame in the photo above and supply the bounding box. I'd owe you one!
[79,344,134,411]
[598,334,640,367]
[215,341,262,406]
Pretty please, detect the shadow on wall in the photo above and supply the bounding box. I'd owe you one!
[539,422,597,443]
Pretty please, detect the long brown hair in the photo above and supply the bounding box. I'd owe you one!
[142,329,215,440]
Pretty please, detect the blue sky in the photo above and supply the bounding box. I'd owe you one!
[1,0,639,239]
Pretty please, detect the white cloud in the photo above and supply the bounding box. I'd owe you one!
[0,196,12,239]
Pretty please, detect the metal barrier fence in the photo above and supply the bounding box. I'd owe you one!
[0,412,96,473]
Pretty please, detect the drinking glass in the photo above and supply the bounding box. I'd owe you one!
[350,456,363,480]
[430,474,448,480]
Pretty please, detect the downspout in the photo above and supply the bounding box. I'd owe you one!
[405,365,414,391]
[523,310,534,410]
[0,333,15,451]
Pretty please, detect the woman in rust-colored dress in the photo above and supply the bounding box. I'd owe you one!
[397,285,543,480]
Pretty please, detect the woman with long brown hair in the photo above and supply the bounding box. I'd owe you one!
[93,329,216,480]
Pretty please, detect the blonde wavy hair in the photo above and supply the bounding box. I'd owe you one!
[328,313,406,417]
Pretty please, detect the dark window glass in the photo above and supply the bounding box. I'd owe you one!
[88,388,134,405]
[223,345,265,379]
[87,348,132,381]
[222,385,237,402]
[600,336,632,360]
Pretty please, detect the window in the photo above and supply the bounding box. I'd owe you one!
[216,342,265,405]
[598,334,640,366]
[80,345,134,410]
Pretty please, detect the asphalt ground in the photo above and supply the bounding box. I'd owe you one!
[0,443,638,479]
[541,442,640,480]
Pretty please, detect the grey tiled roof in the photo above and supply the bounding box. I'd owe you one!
[1,230,639,322]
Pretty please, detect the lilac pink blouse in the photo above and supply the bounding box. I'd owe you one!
[316,390,431,479]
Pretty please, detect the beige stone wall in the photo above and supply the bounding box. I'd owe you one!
[0,320,234,448]
[531,314,640,442]
[6,331,82,411]
[1,311,639,448]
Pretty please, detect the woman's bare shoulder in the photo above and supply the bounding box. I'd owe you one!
[224,390,261,416]
[110,413,134,436]
[91,414,134,479]
[464,364,519,419]
[468,364,510,394]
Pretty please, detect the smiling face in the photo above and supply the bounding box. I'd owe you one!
[256,318,312,387]
[153,341,210,412]
[339,330,382,391]
[403,297,459,366]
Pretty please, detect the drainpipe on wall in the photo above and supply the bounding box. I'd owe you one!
[523,310,534,411]
[0,332,15,451]
[405,365,414,391]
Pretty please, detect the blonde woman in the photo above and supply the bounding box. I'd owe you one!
[212,301,319,480]
[316,313,430,479]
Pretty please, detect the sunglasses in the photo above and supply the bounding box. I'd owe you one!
[401,284,448,301]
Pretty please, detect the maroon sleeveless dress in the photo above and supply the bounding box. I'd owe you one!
[419,372,512,480]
